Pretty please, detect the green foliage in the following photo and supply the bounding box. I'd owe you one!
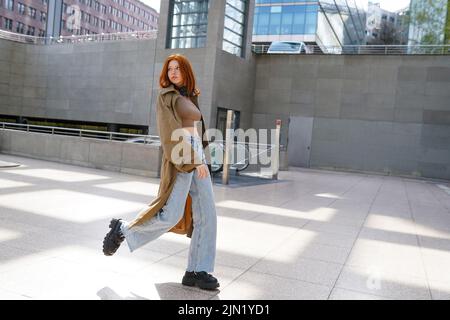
[446,2,450,44]
[410,0,448,44]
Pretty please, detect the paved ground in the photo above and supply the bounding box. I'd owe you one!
[1,153,450,300]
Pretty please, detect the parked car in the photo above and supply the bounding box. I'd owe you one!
[267,41,307,54]
[124,137,159,145]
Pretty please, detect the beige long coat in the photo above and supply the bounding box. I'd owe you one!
[127,85,211,238]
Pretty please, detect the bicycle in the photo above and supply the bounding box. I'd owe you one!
[207,140,250,173]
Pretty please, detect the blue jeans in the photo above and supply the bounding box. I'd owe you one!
[120,164,217,273]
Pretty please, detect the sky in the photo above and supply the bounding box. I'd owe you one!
[369,0,411,12]
[139,1,412,14]
[140,0,160,12]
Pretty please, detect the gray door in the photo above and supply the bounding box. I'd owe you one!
[288,116,313,167]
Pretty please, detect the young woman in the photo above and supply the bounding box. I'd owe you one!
[102,54,219,290]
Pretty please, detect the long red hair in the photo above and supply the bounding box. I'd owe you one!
[159,54,200,96]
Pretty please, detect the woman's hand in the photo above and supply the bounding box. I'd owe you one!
[196,164,209,179]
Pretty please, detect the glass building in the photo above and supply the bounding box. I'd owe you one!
[252,0,367,49]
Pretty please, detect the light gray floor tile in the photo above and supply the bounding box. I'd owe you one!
[250,256,342,287]
[215,271,331,300]
[328,288,390,300]
[335,265,431,300]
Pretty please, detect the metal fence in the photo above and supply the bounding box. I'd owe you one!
[252,44,450,55]
[0,122,160,144]
[2,28,448,55]
[0,29,157,45]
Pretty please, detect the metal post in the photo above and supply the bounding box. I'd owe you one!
[271,119,281,180]
[222,110,234,185]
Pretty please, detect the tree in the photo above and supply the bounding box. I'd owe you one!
[409,0,447,45]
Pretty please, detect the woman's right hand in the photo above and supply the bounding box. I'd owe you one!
[196,164,209,179]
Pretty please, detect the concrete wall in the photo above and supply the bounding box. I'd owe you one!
[253,55,450,180]
[0,37,157,127]
[0,40,27,117]
[0,129,161,177]
[213,49,257,131]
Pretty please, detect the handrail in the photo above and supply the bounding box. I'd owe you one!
[0,121,160,143]
[0,29,157,45]
[252,44,450,55]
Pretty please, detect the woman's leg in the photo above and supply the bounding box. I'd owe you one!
[186,171,217,273]
[121,171,194,252]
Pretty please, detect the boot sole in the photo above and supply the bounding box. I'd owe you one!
[102,219,123,256]
[182,277,220,290]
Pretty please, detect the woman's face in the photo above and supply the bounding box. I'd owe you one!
[168,60,184,87]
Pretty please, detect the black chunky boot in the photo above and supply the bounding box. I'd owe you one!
[102,218,125,256]
[182,271,220,290]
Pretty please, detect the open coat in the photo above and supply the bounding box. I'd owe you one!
[127,85,211,238]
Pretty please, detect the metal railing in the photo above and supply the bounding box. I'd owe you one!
[0,29,157,45]
[0,122,160,144]
[252,44,450,55]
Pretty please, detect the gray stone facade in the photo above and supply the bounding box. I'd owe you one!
[252,55,450,180]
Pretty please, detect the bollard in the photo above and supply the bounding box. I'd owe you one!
[222,110,234,185]
[271,119,281,180]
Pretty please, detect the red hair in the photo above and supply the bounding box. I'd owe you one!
[159,54,200,96]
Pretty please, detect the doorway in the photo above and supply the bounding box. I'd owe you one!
[287,116,314,167]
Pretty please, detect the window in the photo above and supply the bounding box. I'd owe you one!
[5,18,13,30]
[16,22,25,33]
[169,0,209,49]
[304,5,317,34]
[38,29,45,37]
[40,11,46,22]
[6,0,14,11]
[269,7,281,35]
[29,7,36,19]
[254,4,317,36]
[255,6,269,35]
[27,26,35,35]
[281,8,293,35]
[222,0,247,57]
[18,2,26,15]
[292,7,305,34]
